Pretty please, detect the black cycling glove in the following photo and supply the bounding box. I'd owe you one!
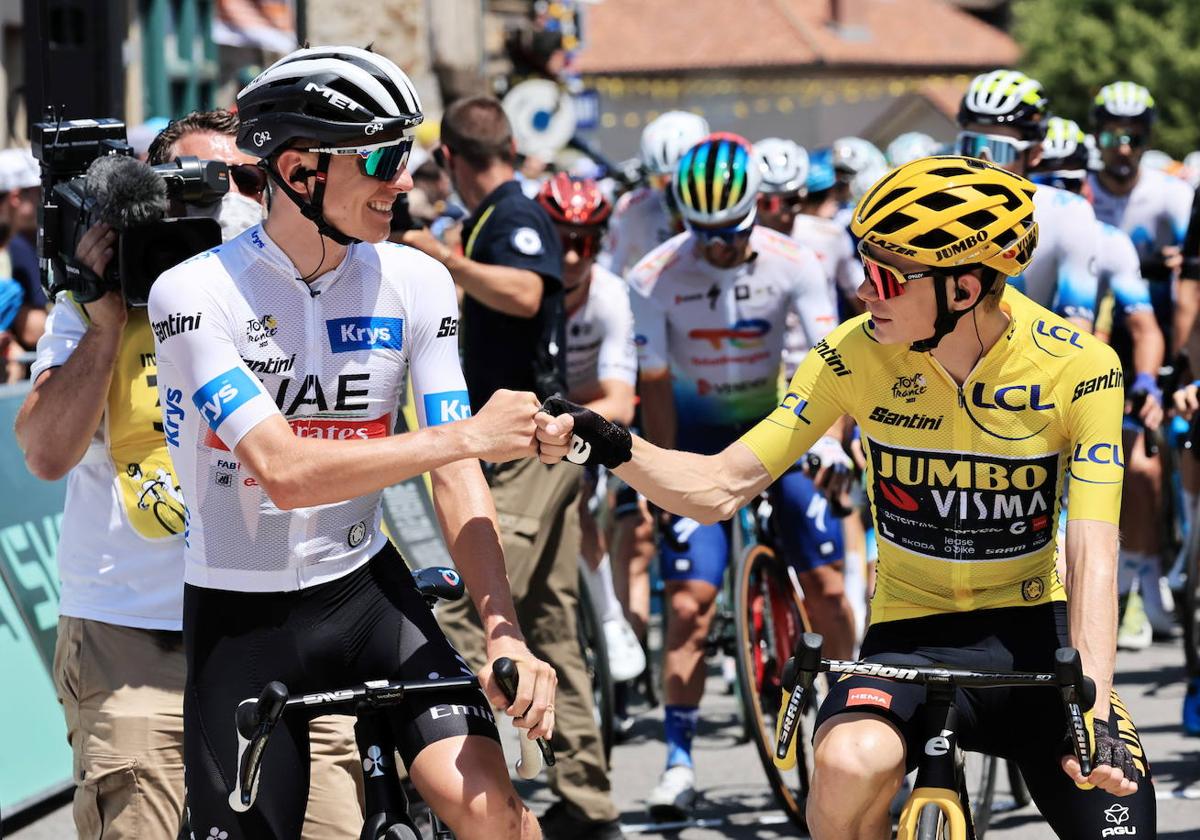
[1089,719,1139,784]
[540,395,633,470]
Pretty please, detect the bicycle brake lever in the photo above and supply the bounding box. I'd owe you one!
[493,657,555,779]
[229,681,289,812]
[1054,648,1093,780]
[775,633,824,768]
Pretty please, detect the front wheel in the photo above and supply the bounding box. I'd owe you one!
[577,572,616,761]
[915,802,949,840]
[734,543,814,829]
[963,752,997,837]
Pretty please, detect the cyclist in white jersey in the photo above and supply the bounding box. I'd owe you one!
[535,173,647,686]
[1088,82,1186,642]
[791,147,867,349]
[955,70,1099,332]
[629,133,851,820]
[754,138,827,374]
[151,47,557,840]
[1089,82,1194,345]
[601,111,708,277]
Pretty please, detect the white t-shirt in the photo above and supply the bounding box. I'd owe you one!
[566,264,638,397]
[148,225,469,592]
[790,213,864,304]
[32,301,186,630]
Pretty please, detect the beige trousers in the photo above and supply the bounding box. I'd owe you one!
[53,616,364,839]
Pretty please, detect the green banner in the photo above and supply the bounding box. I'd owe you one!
[0,382,73,817]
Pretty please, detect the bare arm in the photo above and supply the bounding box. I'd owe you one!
[399,228,543,318]
[639,369,676,450]
[446,252,544,318]
[1063,519,1118,721]
[576,378,635,426]
[429,458,556,738]
[611,436,772,525]
[1178,278,1200,360]
[234,389,541,510]
[15,325,121,479]
[1126,310,1165,377]
[16,225,125,480]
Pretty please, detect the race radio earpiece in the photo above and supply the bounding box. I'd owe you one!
[954,284,969,302]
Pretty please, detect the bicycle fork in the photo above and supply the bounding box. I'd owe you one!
[895,684,975,840]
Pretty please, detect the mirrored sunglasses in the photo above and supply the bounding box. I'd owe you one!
[954,131,1034,166]
[1098,130,1148,150]
[306,136,415,182]
[857,243,938,300]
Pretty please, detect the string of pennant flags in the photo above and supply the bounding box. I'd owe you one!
[584,73,973,129]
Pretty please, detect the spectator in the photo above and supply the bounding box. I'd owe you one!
[0,147,48,379]
[13,110,362,840]
[402,96,624,840]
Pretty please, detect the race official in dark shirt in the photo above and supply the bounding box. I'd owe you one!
[458,178,564,405]
[401,96,623,840]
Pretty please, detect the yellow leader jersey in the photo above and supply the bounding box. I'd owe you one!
[741,288,1125,624]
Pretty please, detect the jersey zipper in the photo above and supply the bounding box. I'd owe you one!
[925,352,990,604]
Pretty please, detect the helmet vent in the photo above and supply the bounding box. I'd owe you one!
[928,167,974,178]
[872,211,917,235]
[973,183,1021,210]
[958,209,999,229]
[909,229,957,249]
[915,192,966,211]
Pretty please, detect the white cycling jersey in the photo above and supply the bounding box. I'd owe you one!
[1089,167,1193,261]
[1010,184,1099,323]
[628,226,836,428]
[790,213,863,303]
[600,186,679,277]
[148,225,470,592]
[1096,220,1152,317]
[566,264,638,398]
[787,214,864,374]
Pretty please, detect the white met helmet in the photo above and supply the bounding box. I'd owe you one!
[833,136,888,200]
[641,111,711,176]
[754,138,809,195]
[886,132,941,167]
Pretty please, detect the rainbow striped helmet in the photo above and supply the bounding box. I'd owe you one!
[672,132,762,229]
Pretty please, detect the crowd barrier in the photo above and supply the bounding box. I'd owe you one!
[0,381,72,819]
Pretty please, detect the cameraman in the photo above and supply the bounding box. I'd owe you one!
[14,110,360,840]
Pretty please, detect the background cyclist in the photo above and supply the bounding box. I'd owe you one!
[627,132,850,821]
[1089,81,1193,644]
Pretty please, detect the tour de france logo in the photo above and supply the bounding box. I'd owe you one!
[892,373,927,403]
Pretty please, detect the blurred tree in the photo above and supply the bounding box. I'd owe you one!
[1013,0,1200,157]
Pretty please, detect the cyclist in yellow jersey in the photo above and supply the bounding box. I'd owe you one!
[533,157,1154,838]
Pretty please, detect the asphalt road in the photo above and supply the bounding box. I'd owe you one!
[10,637,1199,838]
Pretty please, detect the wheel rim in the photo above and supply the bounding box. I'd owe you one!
[735,545,812,828]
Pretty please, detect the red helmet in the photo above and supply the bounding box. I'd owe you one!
[536,173,612,227]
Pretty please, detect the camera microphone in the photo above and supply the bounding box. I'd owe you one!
[85,155,168,230]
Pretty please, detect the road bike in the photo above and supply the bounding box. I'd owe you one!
[229,566,555,840]
[774,634,1095,839]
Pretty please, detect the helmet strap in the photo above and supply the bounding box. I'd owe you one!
[909,268,995,353]
[265,153,360,247]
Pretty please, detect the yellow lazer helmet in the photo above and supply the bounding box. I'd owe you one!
[851,155,1038,278]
